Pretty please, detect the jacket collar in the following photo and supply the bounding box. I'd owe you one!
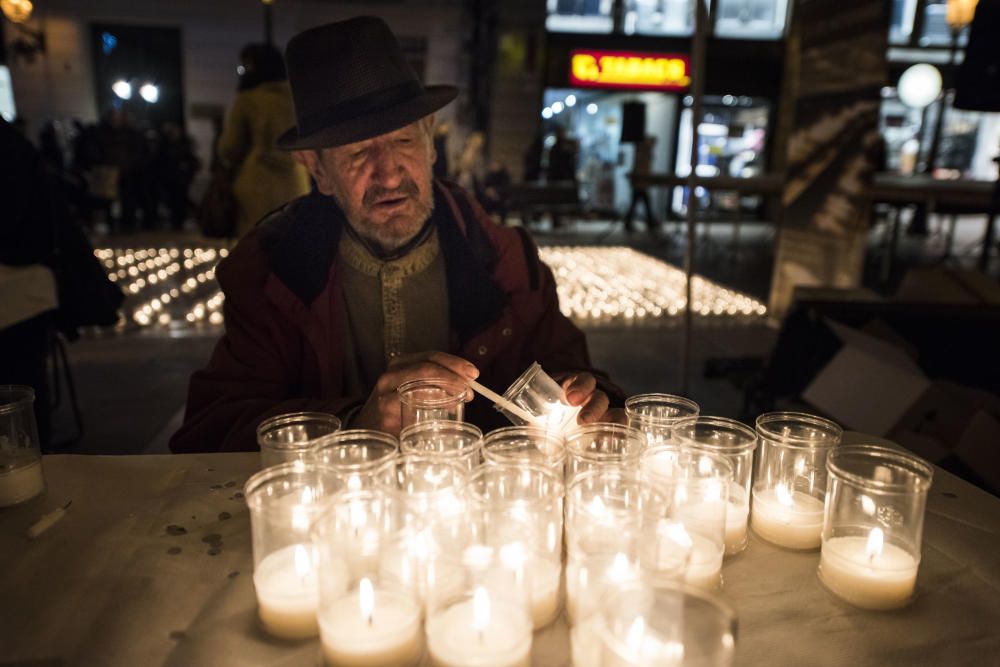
[258,181,505,342]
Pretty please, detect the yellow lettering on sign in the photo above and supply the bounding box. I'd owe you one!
[571,53,690,88]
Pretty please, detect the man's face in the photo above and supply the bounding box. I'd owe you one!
[297,118,436,253]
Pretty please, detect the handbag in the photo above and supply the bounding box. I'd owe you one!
[196,169,238,239]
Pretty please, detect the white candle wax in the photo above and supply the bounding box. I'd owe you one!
[682,533,724,590]
[254,544,331,640]
[675,483,750,556]
[570,614,605,667]
[0,459,45,507]
[320,586,423,667]
[427,590,532,667]
[819,533,918,610]
[486,554,562,628]
[751,487,825,550]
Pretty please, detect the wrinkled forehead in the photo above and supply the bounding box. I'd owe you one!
[328,117,434,156]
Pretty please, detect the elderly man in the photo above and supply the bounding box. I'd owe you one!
[170,17,622,452]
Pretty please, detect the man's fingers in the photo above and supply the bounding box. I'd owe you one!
[563,373,597,406]
[388,351,478,380]
[578,390,610,424]
[375,361,476,397]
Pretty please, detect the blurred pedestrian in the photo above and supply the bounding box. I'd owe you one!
[455,130,486,194]
[623,135,659,234]
[433,120,451,180]
[217,43,310,238]
[158,122,201,230]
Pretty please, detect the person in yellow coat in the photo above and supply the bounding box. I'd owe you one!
[218,44,311,238]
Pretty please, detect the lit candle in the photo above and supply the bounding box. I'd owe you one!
[253,544,329,640]
[319,577,424,667]
[426,586,532,667]
[566,551,638,624]
[751,483,825,550]
[494,542,562,628]
[819,527,919,610]
[675,481,749,556]
[649,521,722,590]
[0,459,45,507]
[379,531,465,608]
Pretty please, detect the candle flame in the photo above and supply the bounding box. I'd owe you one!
[359,577,374,623]
[775,483,794,507]
[660,519,693,550]
[609,552,633,583]
[293,544,311,578]
[589,495,608,518]
[626,616,647,652]
[866,527,884,561]
[473,586,491,633]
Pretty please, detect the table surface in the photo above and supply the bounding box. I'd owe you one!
[2,434,999,667]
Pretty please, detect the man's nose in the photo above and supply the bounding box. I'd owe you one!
[369,144,405,189]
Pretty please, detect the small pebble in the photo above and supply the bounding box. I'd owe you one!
[169,631,186,641]
[233,491,244,499]
[218,511,232,521]
[166,525,187,536]
[207,548,222,556]
[943,492,957,499]
[228,571,240,579]
[167,547,182,556]
[209,484,223,490]
[224,481,236,488]
[201,533,223,545]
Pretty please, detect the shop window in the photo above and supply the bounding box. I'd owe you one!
[626,0,694,36]
[920,0,970,47]
[714,0,790,39]
[889,0,918,44]
[546,0,614,34]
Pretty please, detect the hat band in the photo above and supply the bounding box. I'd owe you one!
[297,80,425,138]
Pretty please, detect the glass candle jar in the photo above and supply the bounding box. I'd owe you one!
[0,385,45,507]
[481,426,566,476]
[751,412,843,551]
[466,463,565,629]
[625,393,700,447]
[380,454,468,540]
[310,430,398,489]
[312,491,424,667]
[256,412,342,469]
[583,582,738,667]
[640,446,733,590]
[498,361,581,434]
[565,470,665,624]
[244,462,346,640]
[397,379,471,429]
[672,416,757,555]
[425,551,534,667]
[818,445,933,611]
[565,423,645,483]
[400,420,483,472]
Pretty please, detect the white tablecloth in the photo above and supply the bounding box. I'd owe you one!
[1,433,998,666]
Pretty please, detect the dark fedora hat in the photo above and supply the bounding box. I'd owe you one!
[277,16,457,150]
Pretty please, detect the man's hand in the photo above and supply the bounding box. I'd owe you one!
[562,373,626,425]
[353,352,479,436]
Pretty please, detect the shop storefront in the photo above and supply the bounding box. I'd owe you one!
[538,31,784,218]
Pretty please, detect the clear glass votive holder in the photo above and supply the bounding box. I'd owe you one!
[625,393,700,447]
[640,446,733,590]
[399,420,483,471]
[466,463,565,628]
[244,462,346,640]
[312,492,424,667]
[257,411,342,469]
[565,423,645,483]
[397,379,471,430]
[565,470,657,624]
[481,426,566,476]
[751,412,843,551]
[0,385,45,507]
[818,445,933,611]
[424,551,534,667]
[310,429,398,489]
[499,361,581,434]
[672,416,757,555]
[587,582,738,667]
[379,454,468,545]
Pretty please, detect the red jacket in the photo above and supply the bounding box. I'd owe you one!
[170,181,622,453]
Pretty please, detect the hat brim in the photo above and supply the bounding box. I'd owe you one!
[276,85,458,151]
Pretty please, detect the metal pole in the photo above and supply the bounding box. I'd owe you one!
[680,0,708,394]
[263,1,274,46]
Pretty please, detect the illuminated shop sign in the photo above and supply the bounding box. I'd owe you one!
[569,49,691,91]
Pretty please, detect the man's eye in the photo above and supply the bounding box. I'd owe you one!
[352,149,367,160]
[396,137,412,145]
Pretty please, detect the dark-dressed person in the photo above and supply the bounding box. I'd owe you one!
[157,122,201,230]
[218,43,310,238]
[170,17,623,453]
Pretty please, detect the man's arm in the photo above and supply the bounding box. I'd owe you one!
[169,240,358,453]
